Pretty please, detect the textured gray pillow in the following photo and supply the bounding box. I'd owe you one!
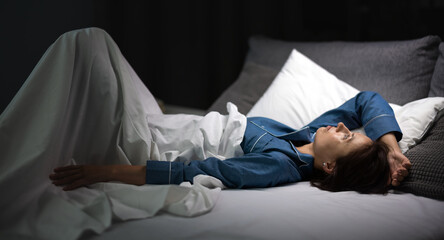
[208,61,279,114]
[429,43,444,97]
[396,110,444,200]
[246,36,441,105]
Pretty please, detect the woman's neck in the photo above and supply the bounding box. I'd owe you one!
[296,143,324,171]
[296,142,314,156]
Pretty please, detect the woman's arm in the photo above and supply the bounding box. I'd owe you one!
[146,151,303,188]
[308,91,402,141]
[378,133,412,186]
[49,165,146,191]
[50,151,301,190]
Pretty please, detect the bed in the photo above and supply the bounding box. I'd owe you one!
[1,29,444,240]
[91,35,444,240]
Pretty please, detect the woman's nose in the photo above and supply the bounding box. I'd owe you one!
[336,122,350,133]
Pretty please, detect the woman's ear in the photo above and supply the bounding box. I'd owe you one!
[322,161,336,174]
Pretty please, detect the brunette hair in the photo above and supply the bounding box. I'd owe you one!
[310,141,391,194]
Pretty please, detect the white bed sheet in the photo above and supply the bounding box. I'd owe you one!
[90,182,444,240]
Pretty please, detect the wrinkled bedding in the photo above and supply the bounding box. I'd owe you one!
[0,28,245,240]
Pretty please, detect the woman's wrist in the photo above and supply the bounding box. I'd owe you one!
[378,132,401,153]
[110,165,146,186]
[109,165,120,182]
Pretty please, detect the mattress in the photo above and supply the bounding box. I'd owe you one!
[89,182,444,240]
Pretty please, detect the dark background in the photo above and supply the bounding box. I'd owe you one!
[1,0,444,114]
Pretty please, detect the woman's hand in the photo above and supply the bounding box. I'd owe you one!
[49,165,114,191]
[378,133,412,186]
[49,165,146,191]
[387,150,411,186]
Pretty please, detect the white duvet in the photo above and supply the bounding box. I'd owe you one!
[0,28,243,240]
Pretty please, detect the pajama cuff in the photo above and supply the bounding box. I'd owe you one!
[146,161,184,185]
[364,114,402,141]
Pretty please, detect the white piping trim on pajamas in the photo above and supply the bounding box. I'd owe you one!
[250,120,309,138]
[363,114,392,128]
[169,162,172,184]
[250,132,267,153]
[294,147,303,163]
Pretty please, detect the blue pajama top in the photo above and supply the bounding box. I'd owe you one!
[145,91,402,188]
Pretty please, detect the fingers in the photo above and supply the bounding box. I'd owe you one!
[50,165,86,191]
[400,168,408,178]
[50,165,109,191]
[402,160,412,170]
[394,169,408,178]
[391,179,401,186]
[49,169,80,180]
[397,153,412,170]
[388,151,412,187]
[54,165,82,172]
[391,174,401,186]
[391,168,409,187]
[51,173,82,186]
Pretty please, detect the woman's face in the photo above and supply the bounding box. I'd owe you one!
[313,122,372,163]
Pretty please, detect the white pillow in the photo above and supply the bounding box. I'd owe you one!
[394,98,444,153]
[247,49,359,129]
[247,49,444,153]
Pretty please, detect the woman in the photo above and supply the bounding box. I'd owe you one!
[43,29,410,194]
[50,92,410,193]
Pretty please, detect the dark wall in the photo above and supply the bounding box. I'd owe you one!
[1,0,444,113]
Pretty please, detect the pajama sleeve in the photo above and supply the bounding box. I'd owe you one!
[146,151,303,188]
[307,91,402,141]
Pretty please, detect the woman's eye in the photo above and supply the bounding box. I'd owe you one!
[343,134,349,140]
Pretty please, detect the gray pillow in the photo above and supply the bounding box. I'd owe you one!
[395,110,444,200]
[208,61,279,114]
[246,36,441,105]
[429,43,444,97]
